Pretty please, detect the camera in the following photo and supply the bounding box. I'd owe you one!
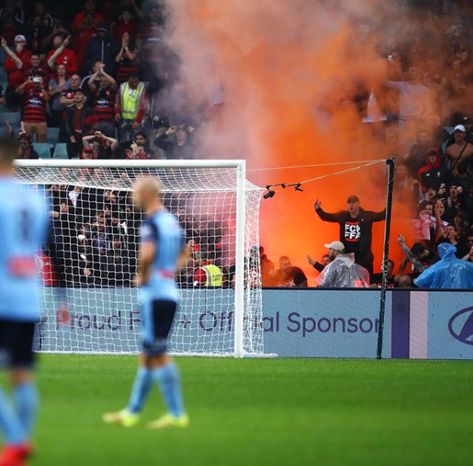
[32,76,42,84]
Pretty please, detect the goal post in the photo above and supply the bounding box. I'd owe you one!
[234,160,246,358]
[14,159,266,358]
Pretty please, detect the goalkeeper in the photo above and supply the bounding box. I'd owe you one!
[103,178,189,429]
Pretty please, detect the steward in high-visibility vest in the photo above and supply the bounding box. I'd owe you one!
[201,264,223,287]
[115,76,146,124]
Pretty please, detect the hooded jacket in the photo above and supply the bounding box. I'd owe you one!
[414,243,473,289]
[83,35,118,76]
[417,148,449,191]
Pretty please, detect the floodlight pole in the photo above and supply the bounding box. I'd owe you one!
[376,158,395,360]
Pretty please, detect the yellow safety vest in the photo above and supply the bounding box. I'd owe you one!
[202,264,223,287]
[120,82,145,121]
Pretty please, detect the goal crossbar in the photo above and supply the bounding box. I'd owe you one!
[14,159,248,169]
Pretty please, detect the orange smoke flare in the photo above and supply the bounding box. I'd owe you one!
[163,0,446,281]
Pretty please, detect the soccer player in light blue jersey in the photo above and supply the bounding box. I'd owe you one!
[0,141,49,466]
[104,177,189,429]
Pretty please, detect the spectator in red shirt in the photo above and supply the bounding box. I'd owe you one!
[47,35,78,75]
[59,74,82,108]
[71,0,104,34]
[82,131,119,159]
[124,140,150,160]
[17,131,39,159]
[115,32,140,84]
[80,146,96,159]
[112,9,138,42]
[16,75,50,142]
[2,34,31,108]
[72,13,97,66]
[39,251,57,286]
[126,132,154,159]
[96,0,115,24]
[417,148,449,193]
[88,64,117,137]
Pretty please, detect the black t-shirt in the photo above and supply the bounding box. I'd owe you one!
[419,165,449,191]
[274,267,307,288]
[81,77,100,98]
[316,207,385,262]
[97,142,114,160]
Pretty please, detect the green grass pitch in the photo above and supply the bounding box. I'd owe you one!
[11,355,473,466]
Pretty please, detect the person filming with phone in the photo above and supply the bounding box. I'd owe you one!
[15,74,50,142]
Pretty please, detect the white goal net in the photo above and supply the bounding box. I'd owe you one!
[14,160,265,357]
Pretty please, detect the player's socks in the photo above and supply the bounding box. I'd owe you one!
[151,362,185,417]
[13,383,38,437]
[127,367,153,414]
[0,389,26,446]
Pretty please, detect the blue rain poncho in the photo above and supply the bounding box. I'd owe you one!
[414,243,473,289]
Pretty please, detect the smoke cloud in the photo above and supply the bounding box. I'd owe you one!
[157,0,472,281]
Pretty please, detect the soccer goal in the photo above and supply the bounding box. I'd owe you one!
[14,159,265,358]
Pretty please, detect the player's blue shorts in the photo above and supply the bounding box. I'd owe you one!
[0,318,36,369]
[141,300,177,356]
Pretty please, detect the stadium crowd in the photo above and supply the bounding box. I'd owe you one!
[43,180,233,288]
[258,0,473,289]
[1,0,473,288]
[0,0,195,160]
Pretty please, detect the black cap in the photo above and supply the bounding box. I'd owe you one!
[97,23,108,33]
[347,195,359,204]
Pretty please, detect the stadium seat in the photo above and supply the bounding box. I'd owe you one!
[0,112,21,128]
[33,143,51,159]
[47,127,60,144]
[0,127,13,139]
[52,143,69,159]
[0,112,21,138]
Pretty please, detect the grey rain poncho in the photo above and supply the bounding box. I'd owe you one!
[318,254,370,288]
